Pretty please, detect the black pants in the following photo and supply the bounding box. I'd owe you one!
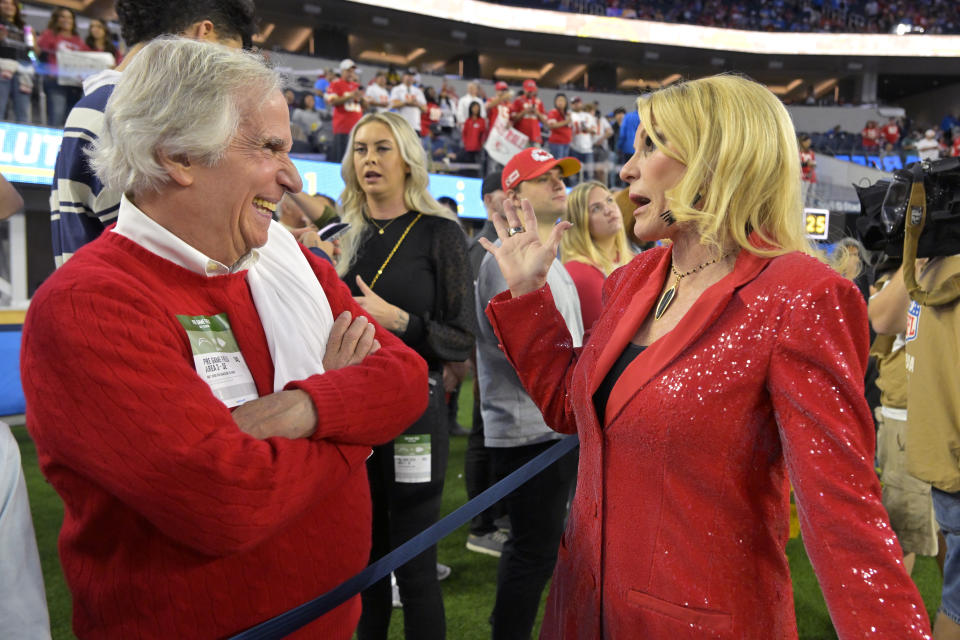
[465,395,498,535]
[358,374,449,640]
[331,132,351,163]
[490,440,579,640]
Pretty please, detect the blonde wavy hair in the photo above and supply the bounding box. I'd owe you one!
[636,74,812,257]
[561,181,633,275]
[336,111,457,276]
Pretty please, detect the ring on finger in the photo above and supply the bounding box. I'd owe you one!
[507,226,525,237]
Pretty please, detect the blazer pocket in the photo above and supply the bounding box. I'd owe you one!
[627,589,733,636]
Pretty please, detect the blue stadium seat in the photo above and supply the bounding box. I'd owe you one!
[881,155,903,171]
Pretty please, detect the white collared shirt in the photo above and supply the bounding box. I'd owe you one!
[112,195,259,276]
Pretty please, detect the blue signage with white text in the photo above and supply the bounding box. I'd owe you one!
[0,121,487,219]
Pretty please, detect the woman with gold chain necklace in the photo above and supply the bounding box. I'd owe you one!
[477,75,931,638]
[337,111,475,640]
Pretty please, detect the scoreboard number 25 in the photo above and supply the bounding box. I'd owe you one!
[804,208,829,240]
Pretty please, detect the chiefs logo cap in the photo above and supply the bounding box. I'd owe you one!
[502,147,581,191]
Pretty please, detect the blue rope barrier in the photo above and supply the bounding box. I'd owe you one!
[229,435,579,640]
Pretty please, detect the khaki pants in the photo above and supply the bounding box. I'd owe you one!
[877,411,939,556]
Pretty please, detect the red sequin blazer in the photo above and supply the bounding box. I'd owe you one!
[487,246,931,639]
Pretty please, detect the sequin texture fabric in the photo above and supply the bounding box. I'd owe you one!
[486,246,932,639]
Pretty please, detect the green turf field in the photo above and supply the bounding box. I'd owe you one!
[10,376,944,639]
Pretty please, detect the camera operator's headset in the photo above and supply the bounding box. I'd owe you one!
[902,165,960,307]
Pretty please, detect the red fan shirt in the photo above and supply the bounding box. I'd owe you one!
[462,116,488,152]
[861,125,881,150]
[882,123,901,146]
[325,79,363,135]
[510,95,545,143]
[547,109,572,145]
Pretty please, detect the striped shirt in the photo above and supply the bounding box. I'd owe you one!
[49,69,122,267]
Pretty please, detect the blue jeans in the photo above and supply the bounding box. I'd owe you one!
[43,76,81,128]
[547,142,569,160]
[0,72,31,123]
[569,149,593,185]
[933,487,960,624]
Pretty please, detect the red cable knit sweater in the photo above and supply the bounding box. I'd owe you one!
[20,231,428,639]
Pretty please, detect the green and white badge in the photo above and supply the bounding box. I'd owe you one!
[177,313,258,408]
[394,434,431,483]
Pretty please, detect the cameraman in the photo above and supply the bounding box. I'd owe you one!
[870,255,960,639]
[867,261,938,578]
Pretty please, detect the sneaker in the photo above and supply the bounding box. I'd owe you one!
[448,422,470,436]
[466,530,508,558]
[437,562,451,581]
[391,573,401,608]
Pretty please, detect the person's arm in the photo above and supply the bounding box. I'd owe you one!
[768,276,931,638]
[478,199,583,433]
[510,100,524,122]
[414,219,477,361]
[868,264,909,335]
[327,91,357,106]
[388,86,405,110]
[354,219,477,362]
[0,174,23,220]
[287,250,429,443]
[20,260,427,557]
[546,110,567,130]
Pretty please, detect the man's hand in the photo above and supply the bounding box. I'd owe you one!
[478,198,570,297]
[290,227,340,262]
[232,390,318,440]
[323,310,380,371]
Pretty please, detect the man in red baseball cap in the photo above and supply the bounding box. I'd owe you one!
[510,78,547,146]
[473,144,583,639]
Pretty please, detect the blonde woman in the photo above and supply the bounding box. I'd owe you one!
[561,180,633,329]
[337,111,475,640]
[478,74,930,638]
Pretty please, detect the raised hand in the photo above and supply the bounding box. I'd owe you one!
[477,198,571,297]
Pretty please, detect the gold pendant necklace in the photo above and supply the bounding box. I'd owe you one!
[654,253,728,320]
[367,213,404,235]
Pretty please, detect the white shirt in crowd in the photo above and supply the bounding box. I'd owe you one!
[570,110,597,154]
[389,83,426,132]
[594,115,613,149]
[916,136,940,162]
[438,96,458,129]
[365,83,390,113]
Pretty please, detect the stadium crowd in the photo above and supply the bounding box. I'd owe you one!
[501,0,960,34]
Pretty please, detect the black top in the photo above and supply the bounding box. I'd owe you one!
[593,342,647,422]
[0,21,30,62]
[345,210,477,371]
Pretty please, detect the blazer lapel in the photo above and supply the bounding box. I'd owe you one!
[603,248,772,425]
[588,247,672,396]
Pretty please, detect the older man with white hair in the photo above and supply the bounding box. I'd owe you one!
[21,38,428,640]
